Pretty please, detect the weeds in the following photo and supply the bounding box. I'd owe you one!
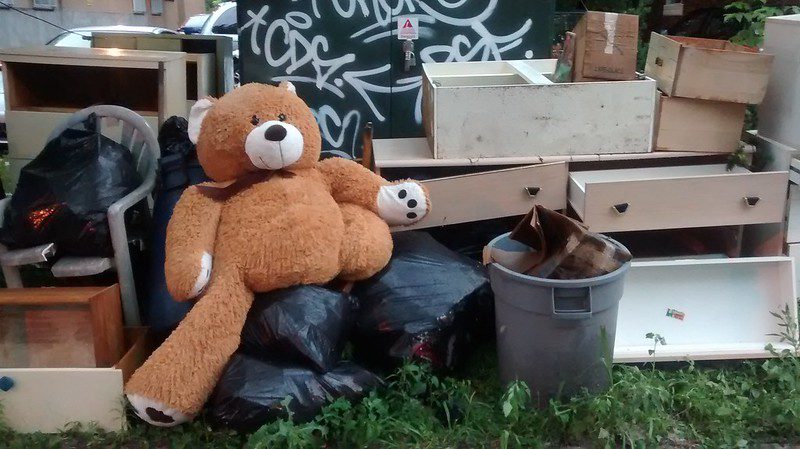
[6,310,800,448]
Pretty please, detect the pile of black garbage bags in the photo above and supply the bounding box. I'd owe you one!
[208,232,494,432]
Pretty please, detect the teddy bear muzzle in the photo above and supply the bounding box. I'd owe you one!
[245,120,304,170]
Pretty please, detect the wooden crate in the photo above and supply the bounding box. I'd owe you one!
[0,47,187,191]
[656,95,746,153]
[614,257,796,362]
[568,164,788,232]
[0,327,150,433]
[0,285,124,368]
[645,33,774,104]
[422,60,656,159]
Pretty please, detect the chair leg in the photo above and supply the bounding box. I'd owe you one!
[0,244,23,288]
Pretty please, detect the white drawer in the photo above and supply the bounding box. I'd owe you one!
[569,164,788,232]
[615,257,797,363]
[398,162,568,230]
[0,328,147,433]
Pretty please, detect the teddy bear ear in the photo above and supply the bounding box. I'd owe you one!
[187,97,216,144]
[278,81,297,95]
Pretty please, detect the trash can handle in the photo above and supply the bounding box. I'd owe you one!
[552,286,593,320]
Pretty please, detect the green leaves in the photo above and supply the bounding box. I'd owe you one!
[723,0,799,47]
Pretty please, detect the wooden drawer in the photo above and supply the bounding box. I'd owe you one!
[7,110,160,160]
[398,162,568,231]
[615,257,796,362]
[656,95,746,153]
[423,60,656,159]
[569,164,788,232]
[644,33,774,104]
[0,327,148,433]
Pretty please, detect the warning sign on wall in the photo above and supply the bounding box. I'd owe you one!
[397,17,419,40]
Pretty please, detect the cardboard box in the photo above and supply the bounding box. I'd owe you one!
[656,95,746,153]
[645,33,774,104]
[573,11,639,81]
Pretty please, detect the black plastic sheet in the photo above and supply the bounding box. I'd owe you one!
[241,285,356,373]
[352,232,493,371]
[0,114,140,257]
[208,354,380,432]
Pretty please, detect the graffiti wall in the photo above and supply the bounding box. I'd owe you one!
[238,0,554,157]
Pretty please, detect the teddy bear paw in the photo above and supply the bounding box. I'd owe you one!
[187,252,212,299]
[377,181,428,226]
[127,393,191,427]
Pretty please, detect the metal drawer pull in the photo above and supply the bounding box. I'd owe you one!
[655,57,663,66]
[743,196,760,207]
[612,203,629,215]
[524,186,541,197]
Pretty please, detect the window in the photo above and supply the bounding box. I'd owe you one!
[150,0,162,15]
[33,0,56,10]
[132,0,146,14]
[211,6,237,35]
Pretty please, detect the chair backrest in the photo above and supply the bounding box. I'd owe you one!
[46,105,160,193]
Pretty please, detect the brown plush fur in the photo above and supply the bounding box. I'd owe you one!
[125,83,428,419]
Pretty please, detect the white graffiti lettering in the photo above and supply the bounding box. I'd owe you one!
[240,0,534,153]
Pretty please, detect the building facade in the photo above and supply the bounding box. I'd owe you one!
[0,0,205,47]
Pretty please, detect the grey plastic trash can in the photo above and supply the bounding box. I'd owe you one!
[486,232,630,407]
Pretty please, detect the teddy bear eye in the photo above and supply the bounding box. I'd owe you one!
[250,115,260,126]
[278,113,287,122]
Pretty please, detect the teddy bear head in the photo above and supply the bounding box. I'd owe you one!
[187,82,322,182]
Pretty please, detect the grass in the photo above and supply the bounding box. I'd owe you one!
[4,308,800,448]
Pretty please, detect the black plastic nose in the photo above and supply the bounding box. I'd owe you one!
[264,124,287,141]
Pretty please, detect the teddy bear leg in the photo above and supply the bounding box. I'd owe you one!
[125,268,253,426]
[338,203,393,281]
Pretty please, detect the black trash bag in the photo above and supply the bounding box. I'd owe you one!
[240,285,356,373]
[352,232,493,372]
[208,354,381,432]
[0,114,140,257]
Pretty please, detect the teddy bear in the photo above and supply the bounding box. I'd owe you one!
[125,82,430,427]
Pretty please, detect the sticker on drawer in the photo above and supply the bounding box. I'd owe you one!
[666,308,685,321]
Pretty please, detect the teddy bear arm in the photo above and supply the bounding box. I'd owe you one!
[316,157,430,226]
[317,157,385,213]
[165,185,222,301]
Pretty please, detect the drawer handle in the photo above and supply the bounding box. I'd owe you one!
[743,196,760,207]
[612,203,629,215]
[0,376,14,392]
[655,57,663,66]
[524,186,541,197]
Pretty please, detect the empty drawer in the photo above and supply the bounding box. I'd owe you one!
[398,162,568,230]
[569,164,788,232]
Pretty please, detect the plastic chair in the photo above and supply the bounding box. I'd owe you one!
[0,105,160,326]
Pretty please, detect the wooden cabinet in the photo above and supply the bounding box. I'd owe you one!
[0,47,187,188]
[568,165,788,233]
[759,14,800,150]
